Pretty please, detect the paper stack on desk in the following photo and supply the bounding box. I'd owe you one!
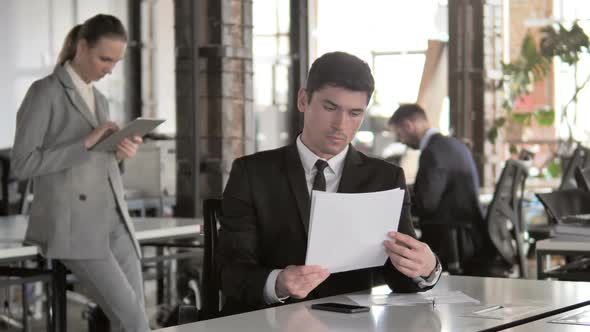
[305,188,405,273]
[347,289,480,307]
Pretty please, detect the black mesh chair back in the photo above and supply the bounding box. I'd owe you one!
[485,160,529,277]
[574,166,590,193]
[201,198,221,319]
[560,145,590,190]
[0,153,9,215]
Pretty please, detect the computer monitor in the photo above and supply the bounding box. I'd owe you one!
[559,145,590,190]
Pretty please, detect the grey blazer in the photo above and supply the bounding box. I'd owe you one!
[11,65,141,260]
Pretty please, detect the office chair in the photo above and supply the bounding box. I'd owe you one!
[0,152,9,215]
[177,198,222,324]
[478,160,529,278]
[201,198,221,319]
[422,216,479,275]
[0,258,55,332]
[574,166,590,193]
[0,149,33,216]
[526,148,590,242]
[559,145,590,190]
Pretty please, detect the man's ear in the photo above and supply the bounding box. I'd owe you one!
[297,88,308,113]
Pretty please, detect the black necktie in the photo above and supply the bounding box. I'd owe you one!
[312,159,329,192]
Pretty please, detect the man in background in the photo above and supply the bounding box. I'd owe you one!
[388,104,486,273]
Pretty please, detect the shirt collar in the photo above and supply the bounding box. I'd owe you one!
[296,135,348,176]
[419,128,439,151]
[64,61,93,91]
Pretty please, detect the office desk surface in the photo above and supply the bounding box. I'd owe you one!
[0,215,202,263]
[504,305,590,331]
[155,275,590,332]
[536,238,590,252]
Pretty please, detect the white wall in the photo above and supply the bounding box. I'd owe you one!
[0,0,128,149]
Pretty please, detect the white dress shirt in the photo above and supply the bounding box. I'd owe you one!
[419,128,439,151]
[296,135,349,195]
[65,61,96,119]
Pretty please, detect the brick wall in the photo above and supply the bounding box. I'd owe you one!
[507,0,556,167]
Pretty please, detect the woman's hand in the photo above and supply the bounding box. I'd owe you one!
[116,136,143,161]
[84,122,119,149]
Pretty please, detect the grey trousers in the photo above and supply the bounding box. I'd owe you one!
[61,213,149,332]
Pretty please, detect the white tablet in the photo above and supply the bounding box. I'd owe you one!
[91,118,166,152]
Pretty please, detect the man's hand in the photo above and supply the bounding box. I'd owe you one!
[276,265,330,299]
[383,231,436,278]
[116,136,142,161]
[84,122,119,149]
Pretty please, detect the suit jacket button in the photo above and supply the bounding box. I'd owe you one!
[79,194,87,201]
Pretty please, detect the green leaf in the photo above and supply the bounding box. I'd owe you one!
[521,32,540,62]
[547,159,562,178]
[495,116,506,127]
[540,21,590,66]
[534,109,555,126]
[509,144,518,154]
[487,126,498,144]
[511,113,533,126]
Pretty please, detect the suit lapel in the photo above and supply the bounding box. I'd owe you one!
[283,144,312,234]
[337,145,365,193]
[54,65,99,128]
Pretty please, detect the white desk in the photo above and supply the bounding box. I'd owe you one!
[0,215,202,255]
[505,305,590,331]
[536,237,590,281]
[155,275,590,332]
[0,215,202,332]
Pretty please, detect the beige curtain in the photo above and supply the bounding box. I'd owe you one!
[417,40,448,130]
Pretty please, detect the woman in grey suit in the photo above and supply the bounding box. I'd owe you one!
[12,14,150,332]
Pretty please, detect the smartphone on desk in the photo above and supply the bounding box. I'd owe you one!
[311,302,370,313]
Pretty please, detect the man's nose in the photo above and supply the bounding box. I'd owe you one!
[331,111,345,129]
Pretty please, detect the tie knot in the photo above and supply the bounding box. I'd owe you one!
[314,159,329,172]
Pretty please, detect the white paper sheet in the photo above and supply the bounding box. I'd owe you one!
[550,308,590,326]
[347,289,480,307]
[304,188,404,273]
[463,303,547,320]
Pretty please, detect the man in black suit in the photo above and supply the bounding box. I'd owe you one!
[217,52,441,316]
[388,104,486,272]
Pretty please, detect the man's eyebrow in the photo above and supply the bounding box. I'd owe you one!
[322,99,338,108]
[322,98,365,113]
[100,55,123,62]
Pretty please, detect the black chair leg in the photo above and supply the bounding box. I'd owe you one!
[45,281,52,332]
[21,283,28,332]
[446,228,463,274]
[51,261,67,332]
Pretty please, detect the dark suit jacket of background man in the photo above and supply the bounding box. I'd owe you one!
[412,133,487,268]
[217,143,435,315]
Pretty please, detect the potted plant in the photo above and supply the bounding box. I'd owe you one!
[488,22,590,175]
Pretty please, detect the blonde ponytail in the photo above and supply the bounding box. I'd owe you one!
[57,25,82,65]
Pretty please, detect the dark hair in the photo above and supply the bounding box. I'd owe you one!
[58,14,127,65]
[305,51,375,104]
[388,103,428,126]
